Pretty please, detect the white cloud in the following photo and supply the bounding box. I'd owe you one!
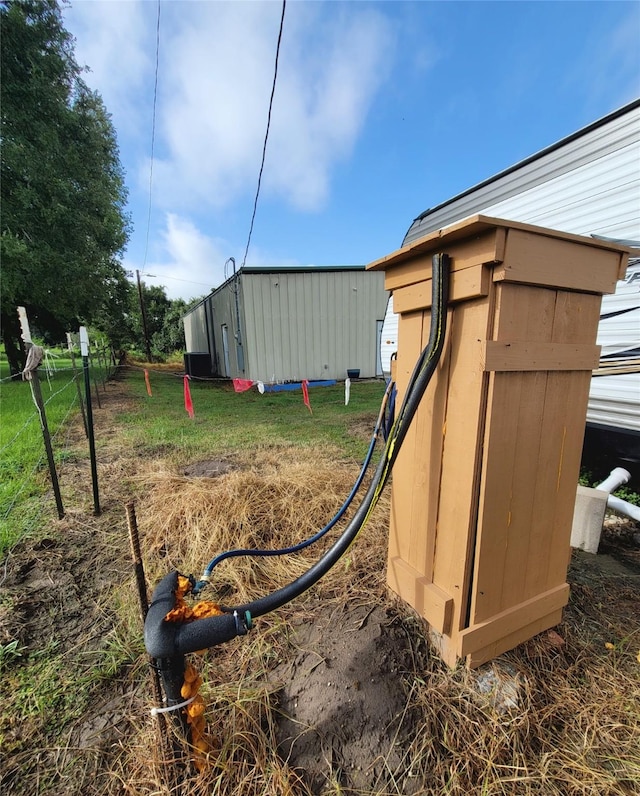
[135,214,230,301]
[131,212,303,302]
[264,6,396,210]
[63,0,151,135]
[151,2,396,212]
[63,0,399,280]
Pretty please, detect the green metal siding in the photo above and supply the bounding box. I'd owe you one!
[242,271,387,382]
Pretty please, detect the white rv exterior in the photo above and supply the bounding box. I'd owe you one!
[382,101,640,439]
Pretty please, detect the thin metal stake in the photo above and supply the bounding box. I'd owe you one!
[29,373,65,519]
[89,351,102,409]
[99,346,108,391]
[69,349,88,438]
[125,501,180,789]
[18,308,64,519]
[80,328,100,516]
[125,501,150,620]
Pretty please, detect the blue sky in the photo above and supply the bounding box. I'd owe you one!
[62,1,640,301]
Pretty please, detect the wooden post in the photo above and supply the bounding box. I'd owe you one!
[17,307,64,519]
[367,216,632,669]
[136,269,153,363]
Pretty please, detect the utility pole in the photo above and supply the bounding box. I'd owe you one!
[136,269,153,363]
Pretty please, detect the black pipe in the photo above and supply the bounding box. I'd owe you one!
[145,573,250,759]
[237,252,450,619]
[145,571,251,658]
[144,253,450,658]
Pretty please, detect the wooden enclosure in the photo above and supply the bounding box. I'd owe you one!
[367,216,630,668]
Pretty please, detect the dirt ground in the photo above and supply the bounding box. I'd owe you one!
[1,376,639,795]
[273,603,428,795]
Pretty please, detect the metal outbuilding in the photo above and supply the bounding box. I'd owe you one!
[183,264,388,383]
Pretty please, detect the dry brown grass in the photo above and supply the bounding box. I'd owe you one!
[102,447,393,795]
[103,447,640,796]
[3,384,639,796]
[134,447,389,609]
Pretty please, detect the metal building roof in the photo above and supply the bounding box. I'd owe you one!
[241,264,364,273]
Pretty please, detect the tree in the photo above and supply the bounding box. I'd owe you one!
[0,0,131,375]
[151,296,203,355]
[129,282,201,358]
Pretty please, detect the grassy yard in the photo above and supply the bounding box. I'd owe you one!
[120,365,385,460]
[1,365,638,796]
[0,362,385,558]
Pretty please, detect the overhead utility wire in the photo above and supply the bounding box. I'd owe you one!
[142,0,162,272]
[240,0,286,269]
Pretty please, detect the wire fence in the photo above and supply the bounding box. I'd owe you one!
[0,346,117,547]
[1,345,386,557]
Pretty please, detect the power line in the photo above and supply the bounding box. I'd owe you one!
[240,0,286,269]
[145,273,213,288]
[142,0,162,272]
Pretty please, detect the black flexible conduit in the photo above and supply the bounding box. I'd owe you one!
[191,379,395,595]
[236,251,450,620]
[145,253,450,659]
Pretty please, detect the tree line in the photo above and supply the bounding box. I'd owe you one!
[1,0,201,374]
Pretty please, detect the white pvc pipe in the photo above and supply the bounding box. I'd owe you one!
[605,494,640,523]
[596,467,631,494]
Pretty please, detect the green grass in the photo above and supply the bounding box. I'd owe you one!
[0,355,114,555]
[0,638,111,753]
[121,368,387,463]
[0,367,389,771]
[0,363,387,558]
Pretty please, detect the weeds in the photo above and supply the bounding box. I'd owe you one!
[0,639,22,668]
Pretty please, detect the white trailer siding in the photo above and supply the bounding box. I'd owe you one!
[404,102,640,246]
[380,296,398,377]
[597,261,640,362]
[382,102,640,434]
[589,376,639,432]
[479,144,639,241]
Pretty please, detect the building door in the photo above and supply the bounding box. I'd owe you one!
[376,320,384,377]
[221,324,231,376]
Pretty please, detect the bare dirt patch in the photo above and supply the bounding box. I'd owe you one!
[346,412,379,443]
[183,459,237,478]
[274,604,427,795]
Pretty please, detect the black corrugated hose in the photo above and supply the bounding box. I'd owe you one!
[145,252,451,660]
